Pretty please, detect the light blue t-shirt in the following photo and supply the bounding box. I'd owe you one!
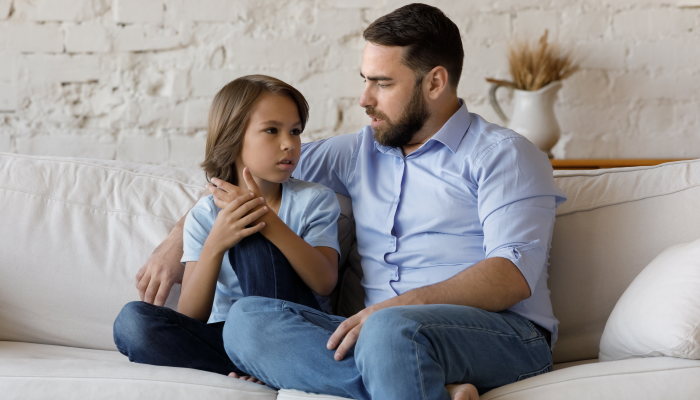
[181,178,341,323]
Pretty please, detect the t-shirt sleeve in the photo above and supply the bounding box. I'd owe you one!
[293,133,359,197]
[181,197,216,265]
[300,188,342,258]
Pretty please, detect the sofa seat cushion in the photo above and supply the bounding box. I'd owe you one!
[0,341,277,400]
[480,357,700,400]
[276,358,700,400]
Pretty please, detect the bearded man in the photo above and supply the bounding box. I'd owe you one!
[133,3,566,399]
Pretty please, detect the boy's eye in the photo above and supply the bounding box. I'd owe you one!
[291,129,302,136]
[265,127,278,134]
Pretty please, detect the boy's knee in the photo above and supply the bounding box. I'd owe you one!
[113,301,158,353]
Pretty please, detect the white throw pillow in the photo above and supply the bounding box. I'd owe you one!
[599,238,700,361]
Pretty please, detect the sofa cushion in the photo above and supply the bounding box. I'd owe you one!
[0,153,206,350]
[548,159,700,363]
[276,357,700,400]
[0,153,354,351]
[0,341,276,400]
[599,238,700,361]
[478,357,700,400]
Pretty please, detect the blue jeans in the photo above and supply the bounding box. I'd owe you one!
[113,232,321,375]
[223,297,553,399]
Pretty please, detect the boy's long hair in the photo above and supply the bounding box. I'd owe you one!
[201,75,309,186]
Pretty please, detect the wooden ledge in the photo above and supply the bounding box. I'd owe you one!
[550,159,689,170]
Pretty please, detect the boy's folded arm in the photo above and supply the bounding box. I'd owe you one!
[261,215,338,296]
[177,244,226,322]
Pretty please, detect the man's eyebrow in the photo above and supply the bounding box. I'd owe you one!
[360,72,393,81]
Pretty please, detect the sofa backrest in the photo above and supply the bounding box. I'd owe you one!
[3,152,699,363]
[0,153,206,350]
[0,153,354,351]
[549,159,700,363]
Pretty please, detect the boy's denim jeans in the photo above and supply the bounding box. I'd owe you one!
[112,232,321,376]
[222,297,553,399]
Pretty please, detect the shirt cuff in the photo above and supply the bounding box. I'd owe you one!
[487,239,546,294]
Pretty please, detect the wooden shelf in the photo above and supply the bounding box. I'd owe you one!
[550,159,689,170]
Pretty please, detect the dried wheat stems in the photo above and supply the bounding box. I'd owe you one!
[486,30,578,91]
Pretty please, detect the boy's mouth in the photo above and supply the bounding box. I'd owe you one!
[277,158,295,170]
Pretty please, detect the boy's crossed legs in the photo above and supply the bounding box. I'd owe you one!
[223,297,553,400]
[113,232,320,380]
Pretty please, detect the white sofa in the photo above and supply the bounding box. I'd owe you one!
[1,152,699,399]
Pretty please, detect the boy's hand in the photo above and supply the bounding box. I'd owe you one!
[206,192,268,253]
[207,178,250,209]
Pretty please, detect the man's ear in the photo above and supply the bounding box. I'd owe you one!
[425,66,449,100]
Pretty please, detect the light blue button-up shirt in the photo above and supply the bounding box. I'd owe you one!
[293,101,567,346]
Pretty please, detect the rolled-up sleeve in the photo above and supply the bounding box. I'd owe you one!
[473,137,566,294]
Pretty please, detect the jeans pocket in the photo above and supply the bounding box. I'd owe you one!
[516,363,553,382]
[500,310,540,342]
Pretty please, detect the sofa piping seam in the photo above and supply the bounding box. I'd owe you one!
[0,375,274,393]
[0,153,205,189]
[555,182,700,217]
[0,186,180,224]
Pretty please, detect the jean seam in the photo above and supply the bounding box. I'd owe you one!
[264,239,279,299]
[282,302,340,335]
[516,363,553,382]
[413,323,521,339]
[412,326,429,400]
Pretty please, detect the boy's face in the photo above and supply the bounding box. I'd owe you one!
[239,92,302,185]
[359,42,431,148]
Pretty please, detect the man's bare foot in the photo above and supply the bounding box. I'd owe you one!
[228,372,266,386]
[446,383,479,400]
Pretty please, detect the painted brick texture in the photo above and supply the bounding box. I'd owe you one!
[0,0,699,167]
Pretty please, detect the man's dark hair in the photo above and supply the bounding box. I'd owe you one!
[363,3,464,89]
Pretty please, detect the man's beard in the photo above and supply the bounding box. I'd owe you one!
[366,83,431,148]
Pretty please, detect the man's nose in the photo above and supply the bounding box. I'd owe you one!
[359,85,376,108]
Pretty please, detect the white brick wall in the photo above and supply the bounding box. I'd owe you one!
[1,0,699,166]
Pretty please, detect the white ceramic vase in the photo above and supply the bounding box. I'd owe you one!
[489,80,562,158]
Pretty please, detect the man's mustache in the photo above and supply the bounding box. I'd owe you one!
[365,106,389,122]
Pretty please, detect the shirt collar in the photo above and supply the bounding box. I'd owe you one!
[373,99,471,155]
[429,99,471,154]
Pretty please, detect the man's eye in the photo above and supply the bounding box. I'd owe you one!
[378,83,387,88]
[265,128,278,134]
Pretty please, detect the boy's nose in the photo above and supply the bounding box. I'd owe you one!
[281,137,295,151]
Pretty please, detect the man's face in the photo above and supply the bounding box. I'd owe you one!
[360,43,431,148]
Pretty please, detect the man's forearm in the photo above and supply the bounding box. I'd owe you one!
[157,189,207,254]
[384,257,531,312]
